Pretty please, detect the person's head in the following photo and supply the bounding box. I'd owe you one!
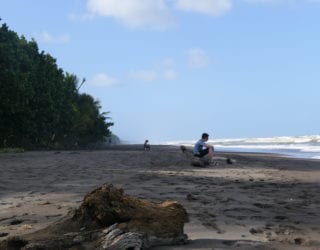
[201,133,209,141]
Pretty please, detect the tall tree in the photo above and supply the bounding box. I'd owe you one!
[0,22,113,149]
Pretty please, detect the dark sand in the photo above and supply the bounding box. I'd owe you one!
[0,145,320,249]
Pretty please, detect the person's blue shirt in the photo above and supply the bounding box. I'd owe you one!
[193,139,206,155]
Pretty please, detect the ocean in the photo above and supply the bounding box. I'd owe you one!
[164,135,320,160]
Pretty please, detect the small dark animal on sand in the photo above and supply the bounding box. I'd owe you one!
[180,145,187,153]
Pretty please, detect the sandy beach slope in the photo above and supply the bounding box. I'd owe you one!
[0,145,320,249]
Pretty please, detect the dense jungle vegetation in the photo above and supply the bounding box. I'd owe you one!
[0,21,113,149]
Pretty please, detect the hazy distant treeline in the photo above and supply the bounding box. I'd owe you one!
[0,22,113,149]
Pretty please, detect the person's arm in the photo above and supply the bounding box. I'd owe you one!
[204,143,214,150]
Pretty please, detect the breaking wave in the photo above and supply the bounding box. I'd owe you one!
[164,135,320,160]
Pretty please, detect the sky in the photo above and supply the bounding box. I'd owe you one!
[1,0,320,143]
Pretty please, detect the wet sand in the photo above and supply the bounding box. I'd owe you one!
[0,145,320,249]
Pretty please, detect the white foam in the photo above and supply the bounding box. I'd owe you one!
[162,135,320,160]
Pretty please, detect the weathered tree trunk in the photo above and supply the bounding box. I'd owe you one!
[0,184,188,249]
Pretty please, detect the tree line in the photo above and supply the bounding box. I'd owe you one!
[0,22,113,149]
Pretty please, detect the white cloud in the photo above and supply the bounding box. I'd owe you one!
[68,12,94,21]
[163,69,177,80]
[86,0,175,30]
[36,31,70,44]
[161,58,175,68]
[187,48,209,68]
[81,0,320,30]
[130,70,158,82]
[159,58,177,80]
[83,0,234,30]
[130,58,178,82]
[88,73,118,87]
[174,0,232,16]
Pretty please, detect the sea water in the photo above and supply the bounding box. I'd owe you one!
[165,135,320,160]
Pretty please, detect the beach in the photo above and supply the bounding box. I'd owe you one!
[0,145,320,249]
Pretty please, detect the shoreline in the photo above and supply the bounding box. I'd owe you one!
[108,143,320,161]
[0,146,320,249]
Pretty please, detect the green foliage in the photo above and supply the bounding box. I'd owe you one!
[0,147,24,153]
[0,22,113,149]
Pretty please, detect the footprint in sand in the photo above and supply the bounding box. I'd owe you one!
[0,232,9,237]
[250,215,266,221]
[227,215,247,220]
[186,193,197,201]
[249,227,264,235]
[294,238,306,245]
[202,222,225,234]
[45,214,63,219]
[222,240,236,246]
[10,219,23,225]
[274,215,287,221]
[253,202,273,209]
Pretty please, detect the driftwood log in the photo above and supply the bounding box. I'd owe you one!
[0,184,188,250]
[180,145,236,166]
[180,145,209,167]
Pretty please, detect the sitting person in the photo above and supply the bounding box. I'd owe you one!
[144,140,151,151]
[193,133,214,161]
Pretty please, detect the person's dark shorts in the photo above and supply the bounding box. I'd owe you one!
[194,148,209,157]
